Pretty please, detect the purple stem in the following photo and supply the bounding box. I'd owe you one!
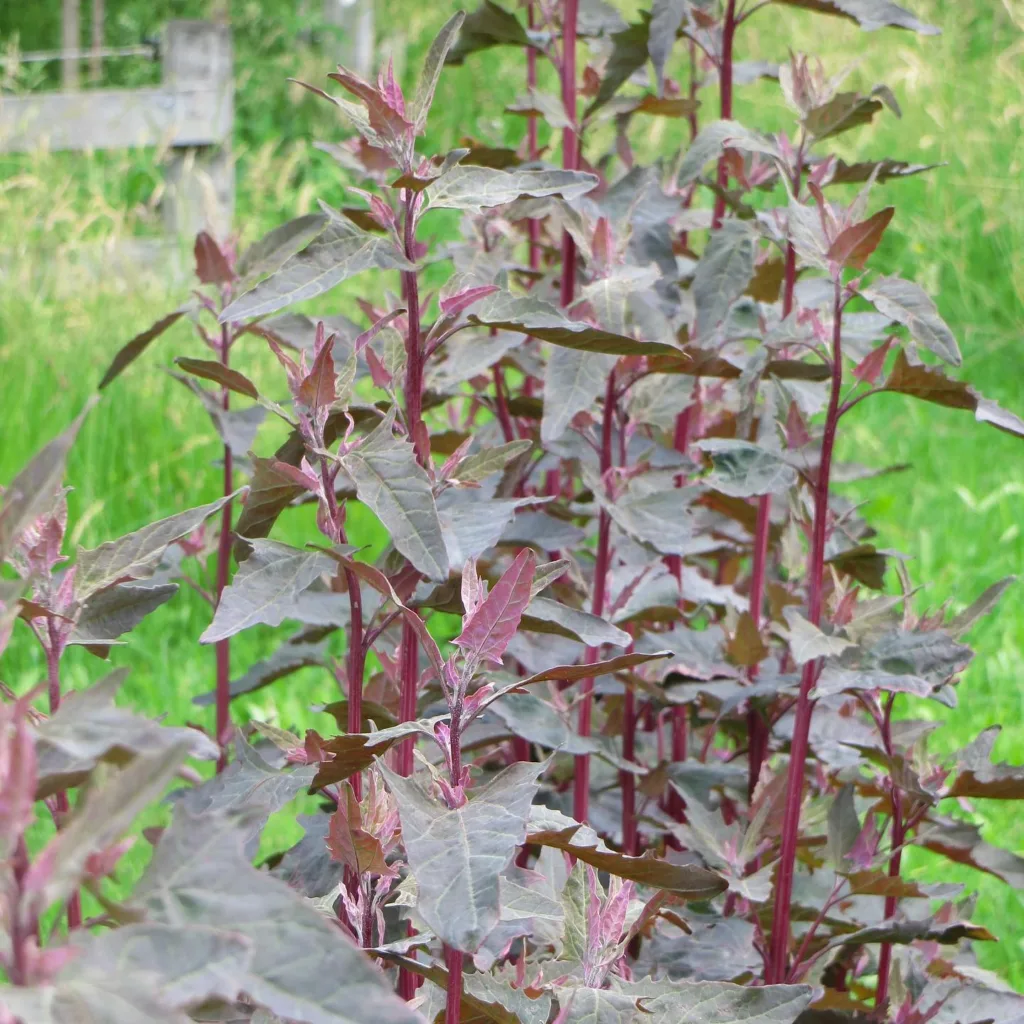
[876,694,904,1009]
[573,369,615,823]
[559,0,579,308]
[711,0,737,230]
[767,277,844,982]
[215,322,233,773]
[45,626,81,931]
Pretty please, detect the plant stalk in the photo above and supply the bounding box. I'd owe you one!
[711,0,737,230]
[767,277,844,982]
[44,628,81,930]
[876,694,904,1009]
[746,141,803,799]
[622,651,638,855]
[573,370,615,823]
[215,322,233,773]
[559,0,579,308]
[527,1,541,271]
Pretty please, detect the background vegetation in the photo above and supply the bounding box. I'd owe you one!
[1,0,1022,984]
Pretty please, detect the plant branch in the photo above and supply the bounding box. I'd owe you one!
[767,276,844,983]
[876,692,904,1010]
[214,322,234,773]
[711,0,738,230]
[559,0,579,308]
[573,369,615,824]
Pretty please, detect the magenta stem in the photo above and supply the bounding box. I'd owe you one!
[44,629,81,931]
[711,0,737,230]
[573,369,615,823]
[767,277,844,982]
[559,0,579,308]
[875,695,904,1009]
[215,322,233,773]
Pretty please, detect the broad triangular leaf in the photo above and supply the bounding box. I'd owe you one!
[341,409,450,580]
[382,759,544,952]
[426,166,598,209]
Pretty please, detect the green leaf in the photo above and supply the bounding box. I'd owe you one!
[470,292,679,356]
[98,309,187,390]
[177,738,316,856]
[64,923,252,1011]
[862,276,961,365]
[411,11,465,133]
[134,808,421,1024]
[30,744,190,913]
[194,637,329,705]
[527,806,726,898]
[200,540,337,643]
[542,347,617,442]
[221,212,414,322]
[584,18,650,117]
[34,669,218,799]
[693,222,756,338]
[174,357,260,399]
[782,608,857,664]
[439,495,544,566]
[454,440,534,483]
[74,494,236,602]
[677,120,783,187]
[341,409,449,580]
[69,582,178,648]
[426,166,598,209]
[381,759,544,952]
[649,0,688,95]
[612,978,814,1024]
[236,213,329,281]
[771,0,939,34]
[524,596,631,647]
[695,439,798,498]
[827,784,861,868]
[445,0,530,65]
[0,402,93,560]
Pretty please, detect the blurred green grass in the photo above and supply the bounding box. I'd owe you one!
[2,0,1023,983]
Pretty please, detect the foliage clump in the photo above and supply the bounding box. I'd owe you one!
[3,2,1024,1023]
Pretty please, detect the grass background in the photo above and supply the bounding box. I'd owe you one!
[1,0,1022,987]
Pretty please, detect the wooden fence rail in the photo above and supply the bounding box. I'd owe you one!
[0,20,234,240]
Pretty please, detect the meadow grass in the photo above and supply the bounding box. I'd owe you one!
[1,0,1022,983]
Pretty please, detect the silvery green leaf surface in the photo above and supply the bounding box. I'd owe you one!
[201,540,337,643]
[382,759,544,952]
[342,409,449,580]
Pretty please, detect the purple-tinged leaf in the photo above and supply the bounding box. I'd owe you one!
[526,806,726,898]
[296,327,337,410]
[194,231,234,285]
[74,493,238,602]
[693,222,756,338]
[327,66,414,164]
[949,576,1017,638]
[947,728,1024,800]
[426,166,598,210]
[234,456,308,551]
[382,759,544,953]
[452,440,533,484]
[411,11,466,133]
[828,157,942,185]
[0,401,92,560]
[354,308,406,354]
[34,669,218,799]
[826,207,895,268]
[98,309,187,389]
[771,0,939,34]
[455,549,537,666]
[236,213,329,281]
[695,439,798,498]
[439,284,500,319]
[919,815,1024,888]
[341,409,449,580]
[194,636,329,706]
[134,808,421,1024]
[445,0,531,66]
[200,541,337,644]
[221,212,414,322]
[0,698,36,859]
[863,276,960,366]
[69,581,179,650]
[174,357,260,400]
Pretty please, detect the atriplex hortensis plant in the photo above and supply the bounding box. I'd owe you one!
[3,2,1024,1023]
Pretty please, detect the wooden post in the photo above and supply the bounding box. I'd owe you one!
[62,0,81,90]
[162,20,234,240]
[323,0,374,78]
[90,0,104,84]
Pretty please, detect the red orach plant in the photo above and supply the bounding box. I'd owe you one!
[3,3,1024,1024]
